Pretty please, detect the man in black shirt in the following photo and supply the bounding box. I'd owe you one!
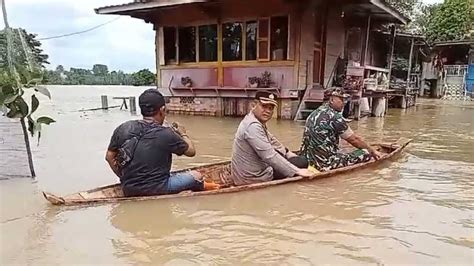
[105,89,219,197]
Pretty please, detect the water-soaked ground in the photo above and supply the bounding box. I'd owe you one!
[1,86,473,264]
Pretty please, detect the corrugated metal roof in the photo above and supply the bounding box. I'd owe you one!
[94,1,140,13]
[95,0,209,15]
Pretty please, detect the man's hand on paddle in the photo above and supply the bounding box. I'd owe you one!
[345,133,382,161]
[170,122,196,157]
[172,122,187,137]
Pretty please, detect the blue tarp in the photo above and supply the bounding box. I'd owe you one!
[467,64,474,93]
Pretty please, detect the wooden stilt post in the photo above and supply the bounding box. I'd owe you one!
[387,26,396,83]
[400,96,407,109]
[407,36,415,87]
[362,15,371,66]
[405,36,415,109]
[354,100,361,120]
[129,96,137,115]
[372,97,386,117]
[101,95,108,110]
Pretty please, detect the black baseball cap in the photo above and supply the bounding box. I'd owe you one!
[139,89,166,116]
[255,91,278,106]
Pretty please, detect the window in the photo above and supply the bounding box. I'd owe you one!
[198,24,217,62]
[223,22,243,61]
[179,26,196,63]
[161,16,290,65]
[164,27,176,64]
[270,16,288,61]
[346,27,362,63]
[246,21,257,60]
[314,12,323,44]
[257,18,270,61]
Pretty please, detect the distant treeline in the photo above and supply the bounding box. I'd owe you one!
[43,64,156,86]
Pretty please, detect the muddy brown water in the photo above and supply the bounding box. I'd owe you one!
[1,86,473,264]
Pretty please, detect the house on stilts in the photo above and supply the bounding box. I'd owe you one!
[95,0,410,120]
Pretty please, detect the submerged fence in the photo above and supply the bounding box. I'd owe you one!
[0,116,31,178]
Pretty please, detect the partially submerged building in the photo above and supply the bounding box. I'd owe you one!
[431,40,473,100]
[95,0,408,119]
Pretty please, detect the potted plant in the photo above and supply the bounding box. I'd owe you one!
[260,71,272,88]
[181,77,193,87]
[248,76,260,88]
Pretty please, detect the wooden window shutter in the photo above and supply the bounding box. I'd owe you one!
[257,17,270,61]
[158,27,165,66]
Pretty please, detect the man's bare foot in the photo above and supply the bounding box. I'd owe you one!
[204,181,221,191]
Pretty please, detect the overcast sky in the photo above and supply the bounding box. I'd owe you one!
[2,0,444,72]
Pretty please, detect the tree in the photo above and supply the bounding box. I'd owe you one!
[117,70,127,85]
[386,0,435,34]
[386,0,418,20]
[131,69,155,86]
[410,3,439,35]
[55,65,64,73]
[43,69,63,84]
[92,64,108,76]
[42,64,148,86]
[424,0,471,43]
[0,28,49,70]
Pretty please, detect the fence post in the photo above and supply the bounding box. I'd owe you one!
[129,96,137,115]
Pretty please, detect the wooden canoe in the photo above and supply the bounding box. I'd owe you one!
[43,138,412,206]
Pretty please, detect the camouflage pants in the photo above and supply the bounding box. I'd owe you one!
[314,149,372,171]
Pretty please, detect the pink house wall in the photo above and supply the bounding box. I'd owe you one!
[160,68,218,88]
[223,66,294,89]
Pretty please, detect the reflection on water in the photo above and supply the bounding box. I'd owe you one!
[1,87,473,264]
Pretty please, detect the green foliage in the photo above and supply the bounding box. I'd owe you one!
[55,65,64,73]
[386,0,471,43]
[1,26,54,140]
[0,28,49,70]
[43,65,155,86]
[424,0,471,43]
[0,69,55,138]
[386,0,418,19]
[92,64,108,76]
[410,3,439,35]
[131,69,155,86]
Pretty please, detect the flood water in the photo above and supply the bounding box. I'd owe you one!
[1,86,473,265]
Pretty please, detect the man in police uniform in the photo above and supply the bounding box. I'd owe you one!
[299,88,381,171]
[231,91,314,185]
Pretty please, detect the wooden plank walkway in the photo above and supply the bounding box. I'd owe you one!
[0,115,31,178]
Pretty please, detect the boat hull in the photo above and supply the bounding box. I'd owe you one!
[43,138,412,206]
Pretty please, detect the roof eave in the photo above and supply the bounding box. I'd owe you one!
[369,0,409,25]
[433,40,474,47]
[95,0,209,15]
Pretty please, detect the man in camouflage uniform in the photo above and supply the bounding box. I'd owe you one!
[299,88,381,171]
